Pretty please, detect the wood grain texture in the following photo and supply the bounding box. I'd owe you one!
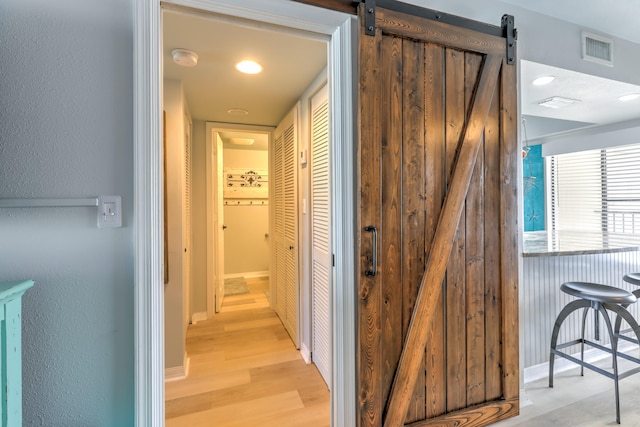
[358,4,383,425]
[499,56,520,402]
[377,8,505,56]
[382,54,503,427]
[483,65,503,402]
[405,398,519,427]
[380,33,404,413]
[444,46,467,414]
[357,6,519,427]
[423,42,447,421]
[165,277,329,426]
[401,38,427,424]
[464,52,486,408]
[292,0,357,15]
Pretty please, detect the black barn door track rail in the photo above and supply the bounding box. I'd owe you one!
[359,0,517,64]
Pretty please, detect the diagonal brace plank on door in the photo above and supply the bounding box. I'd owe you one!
[383,54,503,427]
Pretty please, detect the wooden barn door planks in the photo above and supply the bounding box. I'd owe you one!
[357,4,518,427]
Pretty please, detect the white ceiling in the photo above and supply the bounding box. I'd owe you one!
[163,2,640,145]
[521,60,640,140]
[163,8,327,131]
[219,130,269,151]
[504,0,640,140]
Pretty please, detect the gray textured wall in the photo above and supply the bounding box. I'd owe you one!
[0,0,134,424]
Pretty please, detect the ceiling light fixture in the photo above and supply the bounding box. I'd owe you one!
[537,96,581,109]
[235,60,263,75]
[230,138,255,146]
[171,49,198,67]
[227,108,249,116]
[532,76,555,86]
[618,93,640,102]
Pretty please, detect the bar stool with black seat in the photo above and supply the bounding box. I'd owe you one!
[549,281,640,424]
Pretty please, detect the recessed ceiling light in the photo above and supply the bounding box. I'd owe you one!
[532,76,555,86]
[537,96,581,108]
[235,60,263,74]
[171,49,198,67]
[618,93,640,102]
[227,108,249,116]
[230,138,254,146]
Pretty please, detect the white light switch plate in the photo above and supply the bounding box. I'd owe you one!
[97,195,122,228]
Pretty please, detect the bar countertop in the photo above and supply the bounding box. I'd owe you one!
[523,230,640,257]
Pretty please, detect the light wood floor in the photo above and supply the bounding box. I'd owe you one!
[165,276,330,427]
[167,277,640,426]
[494,357,640,426]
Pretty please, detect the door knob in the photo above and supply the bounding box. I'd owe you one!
[222,225,227,230]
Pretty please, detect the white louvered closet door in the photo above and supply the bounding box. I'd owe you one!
[310,85,331,388]
[273,106,299,346]
[183,118,192,311]
[273,128,287,320]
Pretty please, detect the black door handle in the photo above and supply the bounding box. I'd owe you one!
[364,225,377,277]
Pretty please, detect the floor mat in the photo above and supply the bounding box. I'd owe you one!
[224,277,250,296]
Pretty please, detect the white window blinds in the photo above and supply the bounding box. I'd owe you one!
[550,143,640,236]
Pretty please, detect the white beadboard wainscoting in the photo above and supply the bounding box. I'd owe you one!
[522,249,640,382]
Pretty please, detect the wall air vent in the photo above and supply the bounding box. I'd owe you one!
[582,31,614,66]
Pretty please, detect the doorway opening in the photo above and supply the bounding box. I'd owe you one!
[204,124,274,316]
[134,1,356,425]
[161,3,340,424]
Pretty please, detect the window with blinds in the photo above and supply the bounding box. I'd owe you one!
[550,143,640,236]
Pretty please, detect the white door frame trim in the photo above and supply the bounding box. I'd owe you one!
[133,1,356,425]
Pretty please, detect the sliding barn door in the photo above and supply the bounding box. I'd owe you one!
[358,3,518,427]
[273,106,299,346]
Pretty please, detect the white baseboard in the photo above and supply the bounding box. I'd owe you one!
[524,342,639,384]
[165,354,190,383]
[300,342,311,364]
[520,388,534,408]
[224,271,269,279]
[191,311,208,324]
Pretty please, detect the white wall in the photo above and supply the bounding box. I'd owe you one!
[0,0,134,424]
[223,148,268,169]
[223,204,270,275]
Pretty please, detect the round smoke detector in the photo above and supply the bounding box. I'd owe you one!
[171,49,198,67]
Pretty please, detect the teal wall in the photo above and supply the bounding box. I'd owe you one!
[523,145,545,231]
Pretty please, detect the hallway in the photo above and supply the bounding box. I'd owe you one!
[165,277,330,426]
